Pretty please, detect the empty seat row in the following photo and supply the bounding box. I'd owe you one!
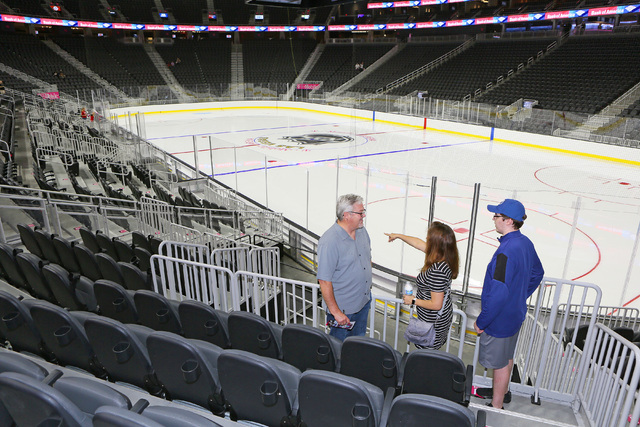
[17,223,157,274]
[3,235,153,300]
[0,348,484,427]
[0,351,220,426]
[0,287,477,412]
[0,303,485,426]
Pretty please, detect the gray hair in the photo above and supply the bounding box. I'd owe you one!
[336,194,363,220]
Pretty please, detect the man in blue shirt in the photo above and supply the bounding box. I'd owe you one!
[474,199,544,409]
[317,194,372,340]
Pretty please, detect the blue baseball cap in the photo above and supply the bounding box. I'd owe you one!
[488,199,525,222]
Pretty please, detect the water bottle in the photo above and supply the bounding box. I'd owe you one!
[404,282,413,296]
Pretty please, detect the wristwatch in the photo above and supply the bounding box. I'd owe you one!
[411,298,416,306]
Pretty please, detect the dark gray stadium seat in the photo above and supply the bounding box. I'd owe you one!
[73,243,102,281]
[120,262,152,291]
[52,235,82,273]
[400,349,472,406]
[340,336,404,394]
[0,371,93,426]
[227,310,283,359]
[79,227,101,254]
[0,367,132,426]
[0,243,28,291]
[93,280,139,324]
[114,238,135,263]
[25,299,107,378]
[178,300,231,349]
[281,323,342,372]
[84,316,163,396]
[42,263,97,311]
[146,331,225,414]
[96,253,125,286]
[97,232,119,261]
[0,351,49,425]
[133,290,182,334]
[17,223,43,258]
[132,231,152,253]
[34,228,62,265]
[16,252,56,303]
[217,349,300,426]
[0,290,51,358]
[134,246,153,272]
[380,394,486,427]
[297,369,385,427]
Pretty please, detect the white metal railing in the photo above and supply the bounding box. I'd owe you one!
[145,251,467,354]
[578,324,640,427]
[151,254,237,311]
[472,277,604,404]
[157,240,210,264]
[557,303,640,330]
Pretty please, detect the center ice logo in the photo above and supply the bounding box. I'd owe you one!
[282,134,354,145]
[254,133,354,150]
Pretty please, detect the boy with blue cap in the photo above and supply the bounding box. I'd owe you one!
[474,199,544,408]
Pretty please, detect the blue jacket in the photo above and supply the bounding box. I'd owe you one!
[476,230,544,338]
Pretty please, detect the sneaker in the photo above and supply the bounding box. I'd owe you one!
[486,402,504,409]
[474,388,511,403]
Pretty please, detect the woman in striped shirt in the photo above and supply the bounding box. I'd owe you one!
[385,221,459,349]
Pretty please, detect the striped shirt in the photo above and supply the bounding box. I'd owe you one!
[415,261,453,350]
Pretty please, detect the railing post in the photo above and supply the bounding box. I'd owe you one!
[192,135,200,179]
[428,176,437,226]
[462,183,481,302]
[562,197,581,279]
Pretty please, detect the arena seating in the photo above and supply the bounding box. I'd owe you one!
[0,286,490,425]
[477,33,640,114]
[113,0,157,23]
[75,37,165,89]
[351,41,463,94]
[214,0,254,25]
[155,38,233,93]
[0,0,639,421]
[243,38,317,86]
[306,43,395,93]
[162,0,207,25]
[0,34,102,100]
[389,38,553,100]
[60,0,106,22]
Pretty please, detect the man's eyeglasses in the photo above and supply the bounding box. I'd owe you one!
[349,210,366,216]
[493,214,508,220]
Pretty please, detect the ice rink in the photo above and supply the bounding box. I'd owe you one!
[118,103,640,310]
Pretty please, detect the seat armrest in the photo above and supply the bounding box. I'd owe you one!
[396,351,410,389]
[464,364,474,406]
[476,409,487,427]
[379,387,396,427]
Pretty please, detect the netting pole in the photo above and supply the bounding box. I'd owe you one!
[192,135,200,179]
[400,172,410,273]
[335,156,340,202]
[234,146,238,195]
[364,163,370,228]
[264,155,269,209]
[562,197,582,279]
[209,136,214,179]
[462,183,481,304]
[306,170,310,230]
[428,176,437,226]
